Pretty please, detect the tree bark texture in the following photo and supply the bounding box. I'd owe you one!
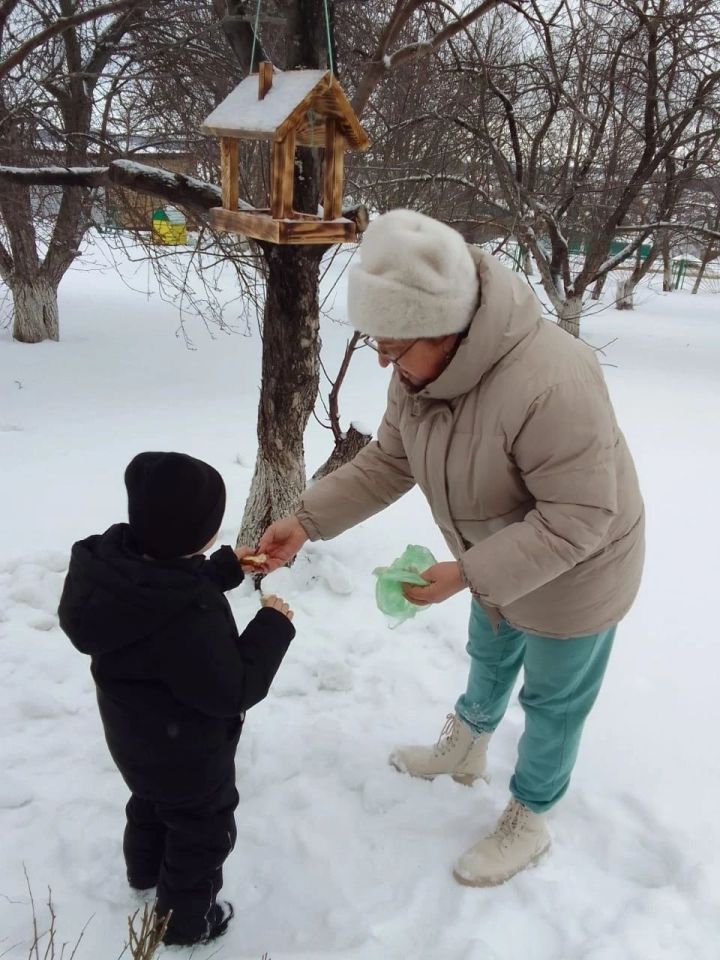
[661,234,672,292]
[10,274,59,342]
[557,296,583,338]
[591,273,608,301]
[614,243,661,311]
[312,425,370,481]
[615,276,635,311]
[691,245,717,294]
[239,245,323,547]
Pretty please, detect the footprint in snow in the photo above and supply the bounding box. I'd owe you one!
[29,615,58,632]
[18,694,73,720]
[315,660,354,692]
[34,551,69,574]
[582,791,685,890]
[8,583,58,614]
[316,556,354,596]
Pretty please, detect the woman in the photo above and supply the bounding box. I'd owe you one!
[257,210,645,886]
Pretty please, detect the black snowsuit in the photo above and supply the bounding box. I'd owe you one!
[58,524,294,942]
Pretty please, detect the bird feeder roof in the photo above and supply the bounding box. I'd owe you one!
[200,69,369,150]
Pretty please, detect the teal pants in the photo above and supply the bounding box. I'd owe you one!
[455,603,615,814]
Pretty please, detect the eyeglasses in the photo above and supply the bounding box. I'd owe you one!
[359,335,419,366]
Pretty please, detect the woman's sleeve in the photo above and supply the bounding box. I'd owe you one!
[296,379,416,541]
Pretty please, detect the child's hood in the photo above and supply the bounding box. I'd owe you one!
[58,523,208,656]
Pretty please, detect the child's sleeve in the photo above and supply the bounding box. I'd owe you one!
[162,608,295,718]
[201,546,245,592]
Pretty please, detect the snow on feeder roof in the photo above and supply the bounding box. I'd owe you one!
[200,63,370,245]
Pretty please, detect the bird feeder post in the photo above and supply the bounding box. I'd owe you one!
[220,138,239,210]
[271,129,296,219]
[258,60,273,99]
[323,118,344,221]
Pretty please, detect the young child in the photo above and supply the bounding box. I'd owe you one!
[58,451,295,946]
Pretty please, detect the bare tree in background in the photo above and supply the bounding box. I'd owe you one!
[690,173,720,295]
[0,0,168,342]
[615,137,720,310]
[443,0,720,336]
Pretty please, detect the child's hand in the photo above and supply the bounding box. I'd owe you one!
[261,594,294,622]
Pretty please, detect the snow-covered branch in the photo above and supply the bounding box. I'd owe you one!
[0,162,370,232]
[590,234,650,280]
[0,161,228,218]
[362,173,480,192]
[108,160,229,214]
[0,166,109,187]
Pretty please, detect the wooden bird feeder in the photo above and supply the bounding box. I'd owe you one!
[200,63,370,245]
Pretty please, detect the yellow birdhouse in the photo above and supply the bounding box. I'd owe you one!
[151,206,187,245]
[200,63,370,245]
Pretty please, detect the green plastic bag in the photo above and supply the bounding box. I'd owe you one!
[373,545,437,624]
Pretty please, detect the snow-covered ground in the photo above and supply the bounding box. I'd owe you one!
[1,237,719,960]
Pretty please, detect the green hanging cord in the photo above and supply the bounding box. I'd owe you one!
[322,0,334,83]
[249,0,263,75]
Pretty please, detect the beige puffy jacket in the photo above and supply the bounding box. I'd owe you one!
[297,249,645,638]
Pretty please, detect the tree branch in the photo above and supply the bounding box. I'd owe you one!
[623,221,720,242]
[389,0,508,70]
[214,0,268,74]
[0,0,20,35]
[0,162,370,231]
[0,0,149,79]
[0,166,109,187]
[0,235,14,279]
[352,0,512,117]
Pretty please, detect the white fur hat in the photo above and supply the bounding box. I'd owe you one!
[347,209,479,339]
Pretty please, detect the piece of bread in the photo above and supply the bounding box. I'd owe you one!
[243,553,268,567]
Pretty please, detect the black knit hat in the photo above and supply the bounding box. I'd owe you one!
[125,452,226,560]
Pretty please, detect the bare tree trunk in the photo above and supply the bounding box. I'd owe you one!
[0,1,146,343]
[522,245,533,277]
[662,234,672,292]
[557,296,583,338]
[591,273,608,301]
[614,242,662,311]
[691,246,716,294]
[10,275,59,343]
[239,245,323,548]
[615,275,635,310]
[312,425,370,481]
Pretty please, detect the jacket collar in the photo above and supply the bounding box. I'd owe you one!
[418,248,541,401]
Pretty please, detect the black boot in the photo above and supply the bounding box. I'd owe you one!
[161,900,234,946]
[205,900,234,942]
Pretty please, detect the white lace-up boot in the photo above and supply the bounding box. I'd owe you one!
[453,797,551,886]
[389,713,490,786]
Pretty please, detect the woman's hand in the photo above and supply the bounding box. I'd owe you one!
[403,561,466,606]
[256,517,309,572]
